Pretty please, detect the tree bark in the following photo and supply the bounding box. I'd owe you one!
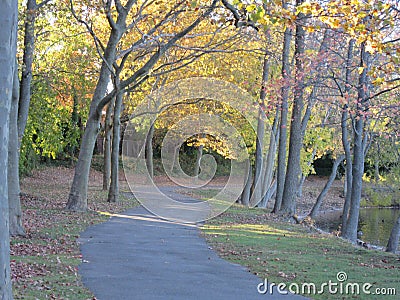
[259,109,279,208]
[145,122,155,180]
[0,0,18,297]
[273,11,292,213]
[194,134,204,178]
[251,53,269,207]
[386,215,400,253]
[280,0,306,216]
[8,64,25,236]
[103,101,113,190]
[108,91,123,202]
[241,163,253,207]
[18,0,37,140]
[67,11,125,210]
[340,39,355,234]
[309,155,345,218]
[342,42,370,242]
[251,109,265,206]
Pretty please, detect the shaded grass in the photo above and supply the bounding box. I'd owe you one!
[12,166,138,299]
[201,204,400,299]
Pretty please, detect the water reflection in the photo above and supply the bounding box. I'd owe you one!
[315,208,400,249]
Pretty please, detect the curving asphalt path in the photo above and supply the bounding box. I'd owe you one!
[78,188,307,299]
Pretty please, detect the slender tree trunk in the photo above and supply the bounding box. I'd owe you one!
[18,0,37,139]
[194,134,204,178]
[0,1,18,297]
[241,163,253,207]
[8,64,25,236]
[251,109,265,206]
[280,0,306,216]
[145,122,155,180]
[309,155,345,218]
[342,42,370,242]
[386,215,400,253]
[103,101,113,190]
[260,109,279,208]
[374,142,380,181]
[251,53,269,207]
[273,16,292,213]
[108,91,123,203]
[341,39,355,234]
[8,0,41,238]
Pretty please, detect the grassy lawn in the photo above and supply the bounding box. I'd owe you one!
[201,204,400,299]
[12,166,138,299]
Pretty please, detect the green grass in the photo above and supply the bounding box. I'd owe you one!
[201,205,400,299]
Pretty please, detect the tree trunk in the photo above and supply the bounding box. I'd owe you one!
[145,122,155,180]
[280,0,306,216]
[250,53,269,207]
[273,14,291,213]
[0,0,17,297]
[341,39,355,234]
[67,118,100,211]
[259,109,279,208]
[18,0,37,140]
[309,155,345,218]
[67,18,123,210]
[8,64,25,236]
[342,42,370,242]
[251,109,265,206]
[194,135,204,178]
[386,215,400,253]
[103,101,113,190]
[108,90,123,203]
[241,163,253,207]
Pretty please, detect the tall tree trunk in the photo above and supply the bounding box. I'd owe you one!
[18,0,37,139]
[251,109,265,206]
[309,155,345,218]
[250,53,269,207]
[259,109,279,208]
[194,134,205,178]
[342,42,370,242]
[145,122,155,180]
[103,101,113,190]
[8,64,25,236]
[0,0,18,297]
[241,163,253,207]
[280,0,306,216]
[273,12,292,213]
[386,215,400,253]
[341,39,355,234]
[9,0,42,238]
[108,90,123,203]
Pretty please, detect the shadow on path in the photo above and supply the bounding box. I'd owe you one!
[78,189,307,299]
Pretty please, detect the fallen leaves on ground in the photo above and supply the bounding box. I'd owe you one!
[11,166,137,299]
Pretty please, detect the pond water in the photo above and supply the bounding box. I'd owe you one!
[315,208,400,249]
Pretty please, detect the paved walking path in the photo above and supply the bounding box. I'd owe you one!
[78,188,306,299]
